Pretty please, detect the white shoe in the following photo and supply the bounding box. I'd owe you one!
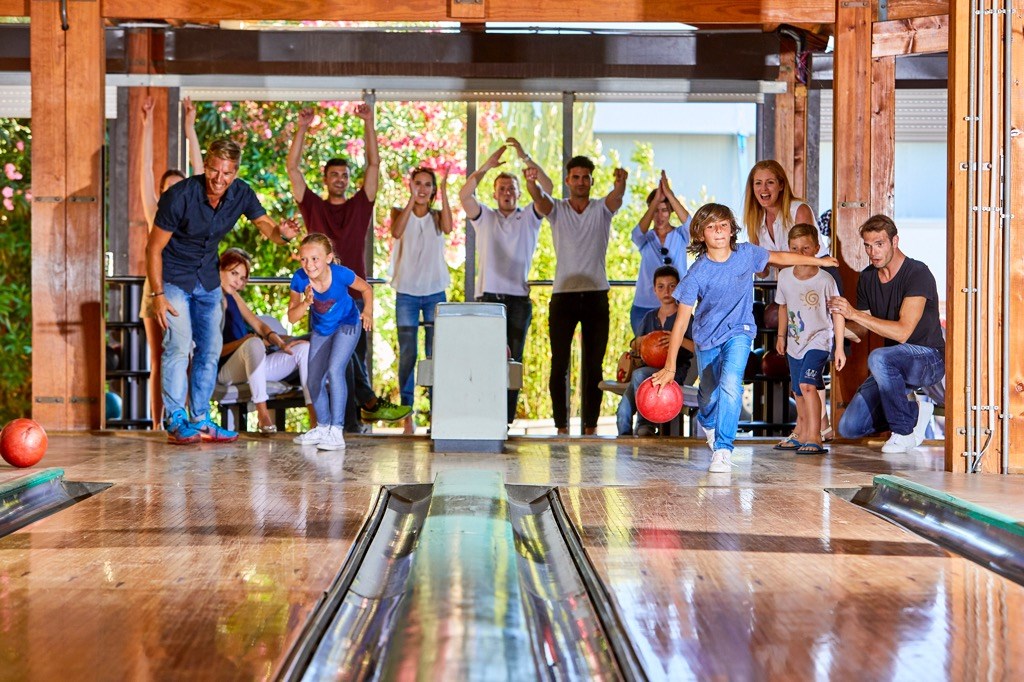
[705,427,716,451]
[293,424,330,446]
[881,432,918,454]
[912,400,934,446]
[708,448,733,473]
[316,426,347,451]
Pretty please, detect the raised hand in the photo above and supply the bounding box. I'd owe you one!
[506,137,526,159]
[523,166,539,183]
[483,145,506,170]
[183,96,197,128]
[613,167,629,184]
[297,108,315,129]
[353,102,373,122]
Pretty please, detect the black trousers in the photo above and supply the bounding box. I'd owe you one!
[548,291,609,429]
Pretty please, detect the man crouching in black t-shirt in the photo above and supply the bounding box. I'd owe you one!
[827,215,945,454]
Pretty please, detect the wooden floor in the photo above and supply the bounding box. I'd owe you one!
[0,432,1021,680]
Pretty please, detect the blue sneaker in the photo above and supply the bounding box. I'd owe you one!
[165,410,201,445]
[192,417,238,443]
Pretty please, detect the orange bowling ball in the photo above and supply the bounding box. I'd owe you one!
[636,377,683,424]
[0,418,48,468]
[640,330,671,369]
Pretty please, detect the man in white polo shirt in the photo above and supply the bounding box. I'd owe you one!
[460,138,553,423]
[529,155,628,435]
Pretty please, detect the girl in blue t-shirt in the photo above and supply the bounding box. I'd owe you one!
[288,233,374,450]
[651,203,837,474]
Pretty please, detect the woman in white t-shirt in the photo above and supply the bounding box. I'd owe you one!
[390,166,453,433]
[742,159,818,279]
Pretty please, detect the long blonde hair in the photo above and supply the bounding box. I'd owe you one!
[742,160,803,245]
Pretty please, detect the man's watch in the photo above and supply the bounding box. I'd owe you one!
[149,291,164,298]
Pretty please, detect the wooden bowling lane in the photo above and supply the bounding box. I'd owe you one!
[0,433,377,680]
[564,483,1024,681]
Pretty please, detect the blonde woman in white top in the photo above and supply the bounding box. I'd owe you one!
[742,159,817,279]
[390,166,454,433]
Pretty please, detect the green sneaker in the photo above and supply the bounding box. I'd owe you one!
[360,398,412,422]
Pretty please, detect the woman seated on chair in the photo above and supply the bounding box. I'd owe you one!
[217,248,314,433]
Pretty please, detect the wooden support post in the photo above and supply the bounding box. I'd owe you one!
[125,28,169,277]
[1006,0,1024,473]
[30,0,105,429]
[870,57,896,217]
[831,0,874,425]
[774,37,796,185]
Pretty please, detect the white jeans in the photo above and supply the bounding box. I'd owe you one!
[217,337,311,405]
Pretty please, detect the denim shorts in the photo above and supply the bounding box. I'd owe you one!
[788,349,830,395]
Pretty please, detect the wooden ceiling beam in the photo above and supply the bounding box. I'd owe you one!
[878,0,948,21]
[98,0,837,25]
[872,15,948,58]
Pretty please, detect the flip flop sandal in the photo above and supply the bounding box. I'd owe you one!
[773,436,803,451]
[796,443,829,455]
[258,424,278,435]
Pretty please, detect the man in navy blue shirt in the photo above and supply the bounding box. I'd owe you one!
[146,138,300,444]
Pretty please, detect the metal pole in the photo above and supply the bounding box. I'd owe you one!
[561,92,578,433]
[465,101,478,302]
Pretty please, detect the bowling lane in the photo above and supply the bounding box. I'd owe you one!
[566,483,1024,681]
[0,434,377,681]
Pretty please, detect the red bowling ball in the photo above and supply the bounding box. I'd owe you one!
[0,418,48,468]
[636,377,683,424]
[761,350,790,379]
[640,330,671,369]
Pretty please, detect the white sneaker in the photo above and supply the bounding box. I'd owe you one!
[316,426,347,451]
[705,427,716,451]
[912,400,934,446]
[293,424,330,446]
[708,448,733,473]
[881,432,918,454]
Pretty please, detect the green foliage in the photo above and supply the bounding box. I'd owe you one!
[0,119,32,422]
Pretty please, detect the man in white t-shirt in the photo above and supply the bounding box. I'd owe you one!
[460,138,554,424]
[529,155,628,435]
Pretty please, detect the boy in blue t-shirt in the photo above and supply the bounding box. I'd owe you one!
[288,233,374,451]
[651,203,838,473]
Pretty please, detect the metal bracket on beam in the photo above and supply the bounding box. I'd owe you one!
[33,196,63,203]
[70,397,97,404]
[68,196,97,203]
[35,396,64,404]
[838,201,866,208]
[878,0,888,21]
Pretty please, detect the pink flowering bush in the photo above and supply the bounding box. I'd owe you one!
[0,119,32,421]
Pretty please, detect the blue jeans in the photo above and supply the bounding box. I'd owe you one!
[617,365,658,435]
[161,281,224,421]
[308,326,360,426]
[345,297,377,428]
[696,335,751,452]
[839,344,945,437]
[480,293,533,423]
[396,291,446,406]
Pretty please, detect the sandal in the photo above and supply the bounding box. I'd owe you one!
[796,443,828,455]
[820,426,834,443]
[258,424,278,435]
[773,435,803,451]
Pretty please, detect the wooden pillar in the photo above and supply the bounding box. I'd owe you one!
[125,28,169,277]
[774,37,796,183]
[1007,0,1024,473]
[831,0,874,423]
[774,35,809,199]
[30,0,105,429]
